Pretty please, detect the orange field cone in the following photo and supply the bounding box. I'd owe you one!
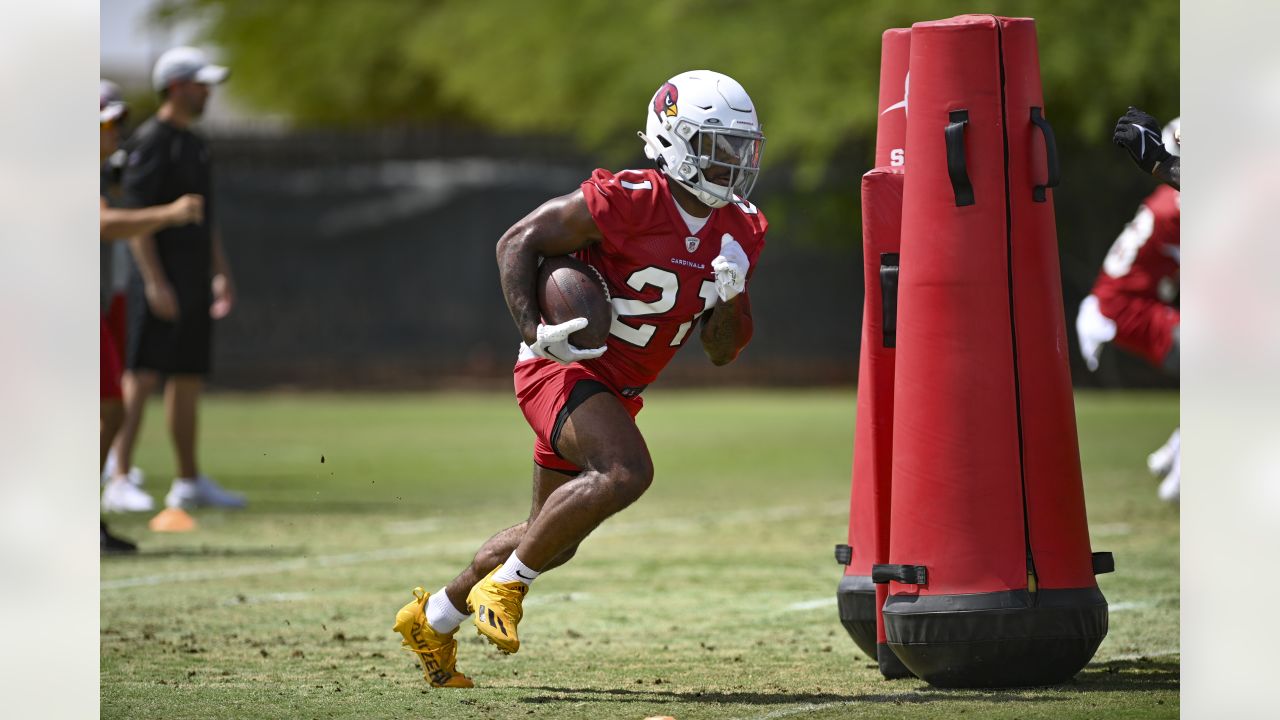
[149,507,197,532]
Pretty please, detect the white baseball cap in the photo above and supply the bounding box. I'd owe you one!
[100,79,127,123]
[151,46,230,93]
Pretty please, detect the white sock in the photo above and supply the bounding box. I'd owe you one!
[425,587,469,634]
[492,552,540,585]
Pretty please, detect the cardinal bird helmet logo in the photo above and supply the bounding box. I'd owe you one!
[653,82,679,119]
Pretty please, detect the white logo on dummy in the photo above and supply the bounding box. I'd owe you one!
[881,72,909,116]
[685,236,700,253]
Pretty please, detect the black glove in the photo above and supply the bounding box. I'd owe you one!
[1113,106,1171,174]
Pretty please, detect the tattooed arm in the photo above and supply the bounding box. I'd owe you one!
[700,293,754,366]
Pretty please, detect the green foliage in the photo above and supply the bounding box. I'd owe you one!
[154,0,1178,183]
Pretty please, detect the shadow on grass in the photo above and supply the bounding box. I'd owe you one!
[517,686,1061,707]
[515,660,1177,707]
[1069,659,1180,693]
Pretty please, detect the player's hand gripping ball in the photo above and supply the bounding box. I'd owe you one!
[712,233,749,302]
[533,255,612,365]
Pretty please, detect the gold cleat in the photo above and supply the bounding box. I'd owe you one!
[467,565,528,654]
[392,587,474,688]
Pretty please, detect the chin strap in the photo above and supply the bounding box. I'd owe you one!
[636,131,666,167]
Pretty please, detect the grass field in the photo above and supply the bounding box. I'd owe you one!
[100,388,1179,719]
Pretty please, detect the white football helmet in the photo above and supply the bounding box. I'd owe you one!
[638,70,765,208]
[1162,116,1180,157]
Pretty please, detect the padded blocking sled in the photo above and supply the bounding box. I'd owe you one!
[875,28,911,169]
[837,168,906,669]
[879,15,1111,688]
[837,28,916,680]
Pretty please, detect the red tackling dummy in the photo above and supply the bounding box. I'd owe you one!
[881,14,1110,688]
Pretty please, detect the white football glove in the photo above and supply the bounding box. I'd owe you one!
[712,233,750,302]
[529,317,607,365]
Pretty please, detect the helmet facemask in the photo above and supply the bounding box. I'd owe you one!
[686,127,764,207]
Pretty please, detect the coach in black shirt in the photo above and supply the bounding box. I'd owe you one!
[109,46,246,510]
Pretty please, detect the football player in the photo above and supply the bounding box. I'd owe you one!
[1079,115,1180,502]
[394,70,767,687]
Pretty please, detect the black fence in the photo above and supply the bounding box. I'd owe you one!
[199,126,1175,390]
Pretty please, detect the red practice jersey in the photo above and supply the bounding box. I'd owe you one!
[575,167,767,394]
[1091,184,1180,314]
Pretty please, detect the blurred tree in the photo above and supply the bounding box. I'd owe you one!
[154,0,1178,183]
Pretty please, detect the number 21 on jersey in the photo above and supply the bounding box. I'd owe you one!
[609,267,718,348]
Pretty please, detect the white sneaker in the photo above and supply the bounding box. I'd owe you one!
[1147,428,1180,478]
[102,477,156,513]
[1157,452,1180,503]
[165,474,247,510]
[101,450,118,484]
[101,452,145,488]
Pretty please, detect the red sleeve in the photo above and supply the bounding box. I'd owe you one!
[1144,185,1180,241]
[580,168,635,256]
[730,200,768,282]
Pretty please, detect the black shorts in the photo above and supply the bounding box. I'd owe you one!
[125,281,213,375]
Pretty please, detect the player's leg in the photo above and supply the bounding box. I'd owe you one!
[100,319,126,470]
[511,390,652,570]
[1151,322,1180,503]
[101,401,123,470]
[468,389,650,653]
[163,374,245,508]
[100,325,137,549]
[112,369,159,471]
[167,374,200,479]
[103,369,161,512]
[438,465,582,615]
[393,465,581,686]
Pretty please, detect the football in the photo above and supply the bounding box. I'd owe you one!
[537,254,612,349]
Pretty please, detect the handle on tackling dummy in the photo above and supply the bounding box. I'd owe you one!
[1030,107,1060,202]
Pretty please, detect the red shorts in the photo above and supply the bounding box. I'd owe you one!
[513,357,644,474]
[1099,295,1180,368]
[101,318,123,400]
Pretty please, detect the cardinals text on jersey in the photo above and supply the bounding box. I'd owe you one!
[576,167,767,393]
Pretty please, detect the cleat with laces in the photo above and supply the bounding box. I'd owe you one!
[392,587,474,688]
[467,565,528,654]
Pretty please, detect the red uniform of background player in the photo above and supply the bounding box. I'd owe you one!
[1082,113,1181,503]
[1078,183,1180,370]
[394,70,767,688]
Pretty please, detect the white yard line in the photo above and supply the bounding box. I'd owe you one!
[102,541,479,591]
[523,591,592,607]
[1095,647,1180,662]
[1109,600,1154,611]
[740,701,862,720]
[382,518,444,535]
[783,597,838,612]
[104,502,844,591]
[595,502,847,539]
[220,591,312,606]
